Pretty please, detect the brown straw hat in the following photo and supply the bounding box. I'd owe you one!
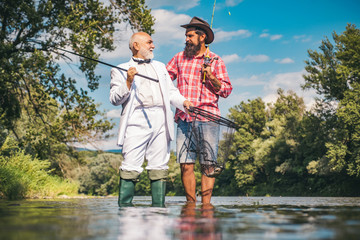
[181,16,214,44]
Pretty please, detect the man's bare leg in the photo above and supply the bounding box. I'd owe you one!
[181,163,196,202]
[201,174,215,204]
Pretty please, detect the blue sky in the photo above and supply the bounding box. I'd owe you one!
[68,0,360,150]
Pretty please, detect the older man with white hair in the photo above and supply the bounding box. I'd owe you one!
[110,32,192,207]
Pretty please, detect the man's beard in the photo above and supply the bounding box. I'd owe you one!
[184,41,201,58]
[139,47,154,60]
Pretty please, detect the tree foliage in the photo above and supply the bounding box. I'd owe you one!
[303,24,360,178]
[213,24,360,197]
[0,0,154,173]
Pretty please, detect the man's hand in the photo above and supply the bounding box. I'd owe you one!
[201,64,214,80]
[201,64,221,92]
[126,67,138,89]
[183,100,193,114]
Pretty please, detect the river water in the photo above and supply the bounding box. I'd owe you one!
[0,196,359,240]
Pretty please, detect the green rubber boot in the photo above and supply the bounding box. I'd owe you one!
[151,179,166,207]
[118,179,135,207]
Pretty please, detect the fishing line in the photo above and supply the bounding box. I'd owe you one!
[30,40,159,83]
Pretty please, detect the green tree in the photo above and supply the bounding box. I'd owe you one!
[244,90,306,195]
[0,0,154,172]
[78,152,121,195]
[221,97,267,193]
[303,24,360,177]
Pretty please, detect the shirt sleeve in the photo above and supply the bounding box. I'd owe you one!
[212,57,232,98]
[109,67,131,106]
[166,55,178,81]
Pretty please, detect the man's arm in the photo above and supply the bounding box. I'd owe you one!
[109,67,132,106]
[202,57,232,98]
[202,64,221,92]
[166,55,178,81]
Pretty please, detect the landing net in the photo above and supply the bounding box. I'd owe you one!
[179,106,238,178]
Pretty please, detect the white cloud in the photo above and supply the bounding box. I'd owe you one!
[215,29,251,42]
[71,125,120,151]
[227,71,318,110]
[294,34,306,40]
[107,109,122,118]
[242,54,270,62]
[260,31,283,41]
[146,0,200,10]
[232,73,270,86]
[262,71,318,109]
[222,54,240,64]
[264,71,304,93]
[151,9,191,46]
[270,34,283,40]
[222,54,270,64]
[100,23,134,59]
[225,0,244,7]
[151,10,251,46]
[73,136,119,151]
[219,92,252,114]
[274,58,294,64]
[294,34,312,42]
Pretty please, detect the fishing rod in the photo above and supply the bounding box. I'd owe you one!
[31,40,159,83]
[198,0,217,103]
[202,0,217,84]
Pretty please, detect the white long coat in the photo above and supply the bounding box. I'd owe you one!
[109,58,186,149]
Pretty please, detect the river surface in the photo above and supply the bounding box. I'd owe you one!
[0,196,360,240]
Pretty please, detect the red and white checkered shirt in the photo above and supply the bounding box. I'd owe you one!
[166,50,232,122]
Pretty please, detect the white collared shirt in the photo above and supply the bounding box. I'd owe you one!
[133,59,164,108]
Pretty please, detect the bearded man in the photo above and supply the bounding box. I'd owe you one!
[166,17,232,204]
[110,32,192,207]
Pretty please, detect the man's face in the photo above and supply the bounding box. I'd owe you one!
[185,30,200,46]
[137,34,155,59]
[184,30,201,58]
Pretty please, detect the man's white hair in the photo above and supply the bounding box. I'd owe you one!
[129,33,140,51]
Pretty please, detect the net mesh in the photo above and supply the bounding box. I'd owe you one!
[179,107,238,178]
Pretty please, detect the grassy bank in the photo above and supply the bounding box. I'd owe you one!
[0,149,79,200]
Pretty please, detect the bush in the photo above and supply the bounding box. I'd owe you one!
[0,143,79,200]
[78,152,121,196]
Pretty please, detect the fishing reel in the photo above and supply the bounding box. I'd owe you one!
[203,56,218,66]
[202,56,218,84]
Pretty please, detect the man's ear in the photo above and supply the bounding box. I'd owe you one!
[199,34,206,44]
[133,42,140,51]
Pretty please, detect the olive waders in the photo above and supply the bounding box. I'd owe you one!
[118,170,140,207]
[148,169,168,207]
[118,169,168,207]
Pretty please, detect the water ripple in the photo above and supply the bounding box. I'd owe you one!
[0,196,359,239]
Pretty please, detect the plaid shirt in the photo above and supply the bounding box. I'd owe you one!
[166,50,232,122]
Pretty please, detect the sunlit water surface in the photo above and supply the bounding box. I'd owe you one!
[0,196,359,240]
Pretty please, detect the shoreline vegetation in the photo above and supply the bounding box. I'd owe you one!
[0,1,359,200]
[1,145,359,200]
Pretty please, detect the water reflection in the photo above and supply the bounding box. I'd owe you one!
[0,197,359,239]
[175,202,221,240]
[1,198,128,239]
[117,206,172,239]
